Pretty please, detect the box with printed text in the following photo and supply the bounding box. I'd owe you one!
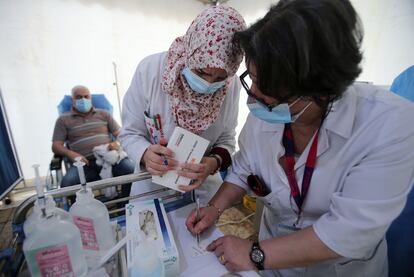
[126,199,179,276]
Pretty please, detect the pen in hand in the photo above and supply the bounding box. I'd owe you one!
[154,115,168,166]
[159,139,169,166]
[196,195,201,247]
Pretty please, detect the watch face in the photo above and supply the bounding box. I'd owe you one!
[251,249,264,263]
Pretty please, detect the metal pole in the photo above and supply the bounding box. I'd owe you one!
[12,172,152,225]
[112,61,122,120]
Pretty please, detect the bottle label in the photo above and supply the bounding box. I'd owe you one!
[35,245,74,277]
[73,215,99,250]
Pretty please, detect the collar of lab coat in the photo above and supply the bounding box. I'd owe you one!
[322,85,357,139]
[260,85,357,139]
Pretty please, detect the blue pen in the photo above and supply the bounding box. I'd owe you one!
[153,134,159,144]
[161,155,169,166]
[161,152,169,166]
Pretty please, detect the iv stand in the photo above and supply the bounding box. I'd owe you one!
[112,61,122,120]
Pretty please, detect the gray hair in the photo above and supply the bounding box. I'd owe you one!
[71,85,89,97]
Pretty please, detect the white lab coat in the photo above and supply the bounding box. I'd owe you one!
[119,52,241,200]
[226,83,414,277]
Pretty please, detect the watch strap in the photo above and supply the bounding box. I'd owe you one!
[250,242,265,270]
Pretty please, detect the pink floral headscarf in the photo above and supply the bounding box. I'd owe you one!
[162,5,246,135]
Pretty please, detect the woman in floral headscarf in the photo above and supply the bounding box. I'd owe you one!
[120,5,246,197]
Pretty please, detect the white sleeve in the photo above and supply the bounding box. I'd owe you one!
[313,110,414,259]
[119,62,151,168]
[224,115,254,193]
[211,77,241,154]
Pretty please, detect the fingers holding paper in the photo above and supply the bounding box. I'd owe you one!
[177,157,216,191]
[207,235,255,272]
[142,144,178,175]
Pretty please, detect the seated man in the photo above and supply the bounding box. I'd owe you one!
[52,85,135,199]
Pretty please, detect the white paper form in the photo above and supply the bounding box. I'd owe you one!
[167,204,260,277]
[152,126,210,193]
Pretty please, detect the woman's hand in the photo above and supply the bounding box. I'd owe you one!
[186,205,220,236]
[177,156,219,191]
[207,235,255,272]
[142,139,178,175]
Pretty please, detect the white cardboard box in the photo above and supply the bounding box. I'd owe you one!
[152,126,210,192]
[126,199,179,277]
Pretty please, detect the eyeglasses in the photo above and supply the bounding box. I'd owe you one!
[240,70,277,111]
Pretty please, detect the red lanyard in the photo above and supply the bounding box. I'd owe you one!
[282,123,320,216]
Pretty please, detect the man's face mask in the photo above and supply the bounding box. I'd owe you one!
[247,97,312,124]
[182,67,226,94]
[75,98,92,113]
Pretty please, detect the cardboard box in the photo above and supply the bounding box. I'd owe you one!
[126,199,179,276]
[152,126,209,192]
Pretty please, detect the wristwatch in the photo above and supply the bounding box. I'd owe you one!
[250,242,265,270]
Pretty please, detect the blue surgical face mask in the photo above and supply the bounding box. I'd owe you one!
[247,97,311,124]
[182,67,226,94]
[75,98,92,113]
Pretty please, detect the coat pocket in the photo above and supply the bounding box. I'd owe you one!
[144,113,160,144]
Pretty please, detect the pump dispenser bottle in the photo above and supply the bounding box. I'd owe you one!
[23,165,71,237]
[69,157,115,268]
[23,165,87,277]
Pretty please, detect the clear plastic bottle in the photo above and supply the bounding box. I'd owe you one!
[24,195,72,237]
[24,165,72,237]
[23,213,88,277]
[69,158,115,268]
[23,165,87,277]
[130,236,165,277]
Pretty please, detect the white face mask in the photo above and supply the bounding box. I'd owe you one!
[248,97,312,124]
[182,67,226,94]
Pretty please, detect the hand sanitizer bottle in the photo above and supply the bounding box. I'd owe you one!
[69,158,115,268]
[23,165,87,277]
[24,165,72,237]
